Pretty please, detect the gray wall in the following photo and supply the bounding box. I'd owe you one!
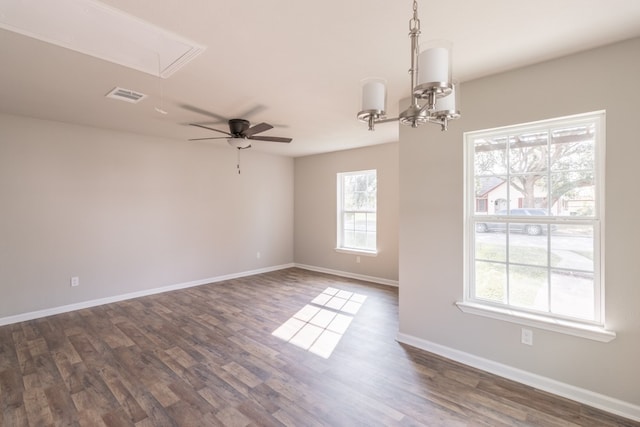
[294,143,399,283]
[0,114,294,318]
[399,38,640,406]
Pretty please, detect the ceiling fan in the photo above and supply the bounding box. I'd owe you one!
[188,119,292,149]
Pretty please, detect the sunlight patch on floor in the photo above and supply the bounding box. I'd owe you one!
[272,287,367,358]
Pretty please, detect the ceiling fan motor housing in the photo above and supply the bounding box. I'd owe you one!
[229,119,250,136]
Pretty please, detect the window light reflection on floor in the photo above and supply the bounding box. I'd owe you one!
[272,287,367,358]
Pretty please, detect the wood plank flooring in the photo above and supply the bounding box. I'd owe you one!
[0,268,637,426]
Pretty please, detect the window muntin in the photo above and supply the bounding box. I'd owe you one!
[465,112,604,325]
[337,170,377,253]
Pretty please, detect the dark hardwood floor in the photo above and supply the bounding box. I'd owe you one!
[0,268,636,426]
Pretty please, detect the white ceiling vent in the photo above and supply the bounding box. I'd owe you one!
[106,87,147,104]
[0,0,206,78]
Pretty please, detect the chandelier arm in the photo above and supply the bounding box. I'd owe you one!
[425,116,448,131]
[376,117,400,124]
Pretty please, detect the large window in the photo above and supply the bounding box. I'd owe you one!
[337,170,377,253]
[462,112,609,337]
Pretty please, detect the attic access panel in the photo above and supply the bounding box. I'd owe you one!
[0,0,205,78]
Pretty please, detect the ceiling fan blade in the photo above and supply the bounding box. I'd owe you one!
[189,123,231,136]
[243,122,273,137]
[248,135,292,143]
[238,104,267,119]
[188,136,229,141]
[180,104,229,123]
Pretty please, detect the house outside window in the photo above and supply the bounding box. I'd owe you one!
[336,170,377,254]
[476,198,488,213]
[461,111,610,339]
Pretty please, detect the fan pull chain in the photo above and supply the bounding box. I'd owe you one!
[237,148,241,174]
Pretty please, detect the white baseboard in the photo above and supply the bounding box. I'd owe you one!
[294,263,398,287]
[0,263,295,327]
[396,332,640,423]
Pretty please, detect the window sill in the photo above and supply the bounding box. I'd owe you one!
[455,301,616,343]
[334,248,378,257]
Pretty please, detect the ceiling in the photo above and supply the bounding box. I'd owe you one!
[1,0,639,157]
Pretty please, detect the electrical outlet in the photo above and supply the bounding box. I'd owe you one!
[356,256,361,263]
[521,328,533,345]
[256,251,261,259]
[70,276,80,287]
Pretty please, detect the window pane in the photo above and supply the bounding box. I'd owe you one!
[474,136,507,176]
[344,231,356,248]
[354,231,367,247]
[508,176,548,212]
[475,261,506,303]
[509,132,548,175]
[354,212,367,231]
[475,228,506,262]
[550,270,595,320]
[344,213,355,231]
[344,189,356,210]
[550,225,594,272]
[342,175,357,211]
[344,175,356,193]
[550,124,595,172]
[355,174,367,191]
[550,172,595,217]
[508,230,548,266]
[509,265,548,311]
[549,123,596,217]
[475,176,506,214]
[474,136,508,176]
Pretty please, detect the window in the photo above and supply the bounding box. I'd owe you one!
[460,111,613,341]
[337,170,377,254]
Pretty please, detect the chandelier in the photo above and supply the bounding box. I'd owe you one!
[357,0,460,132]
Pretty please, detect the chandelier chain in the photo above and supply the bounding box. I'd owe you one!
[409,0,420,32]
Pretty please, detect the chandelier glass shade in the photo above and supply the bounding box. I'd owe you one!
[358,1,460,131]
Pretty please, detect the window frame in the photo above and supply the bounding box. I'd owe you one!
[336,169,378,256]
[458,111,615,342]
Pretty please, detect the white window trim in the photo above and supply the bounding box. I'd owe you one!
[456,301,615,342]
[460,111,615,342]
[336,169,378,253]
[334,247,378,256]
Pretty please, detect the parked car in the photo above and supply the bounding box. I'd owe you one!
[476,208,548,235]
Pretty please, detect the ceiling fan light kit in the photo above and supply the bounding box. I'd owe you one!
[358,0,461,132]
[228,139,252,149]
